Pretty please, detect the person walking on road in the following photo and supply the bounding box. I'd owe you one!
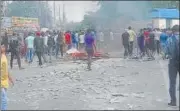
[1,45,14,110]
[34,31,44,67]
[9,33,23,69]
[165,25,179,106]
[25,32,35,63]
[122,29,130,59]
[47,31,54,63]
[127,26,136,57]
[154,28,161,55]
[84,29,95,70]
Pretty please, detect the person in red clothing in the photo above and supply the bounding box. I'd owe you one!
[65,31,72,50]
[143,28,151,58]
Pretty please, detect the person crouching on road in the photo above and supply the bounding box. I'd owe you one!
[34,31,44,67]
[1,44,14,110]
[84,29,95,70]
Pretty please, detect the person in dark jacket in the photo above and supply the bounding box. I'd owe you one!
[34,31,44,67]
[148,29,155,60]
[9,33,23,69]
[57,31,64,57]
[137,29,145,58]
[1,32,9,52]
[122,29,130,59]
[47,31,54,62]
[166,25,179,106]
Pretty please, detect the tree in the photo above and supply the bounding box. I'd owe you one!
[7,1,53,28]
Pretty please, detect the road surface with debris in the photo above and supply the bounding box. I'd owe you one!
[7,57,179,110]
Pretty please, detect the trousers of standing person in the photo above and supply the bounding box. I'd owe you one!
[168,59,179,104]
[10,50,22,69]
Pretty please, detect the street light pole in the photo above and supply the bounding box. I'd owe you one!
[0,0,2,44]
[0,0,2,80]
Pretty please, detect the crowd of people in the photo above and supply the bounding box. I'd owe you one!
[0,25,179,110]
[122,25,179,106]
[121,26,176,60]
[1,29,97,69]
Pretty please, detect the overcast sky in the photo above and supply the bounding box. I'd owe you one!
[48,1,98,23]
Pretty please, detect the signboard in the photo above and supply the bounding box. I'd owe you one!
[12,16,39,28]
[1,17,12,28]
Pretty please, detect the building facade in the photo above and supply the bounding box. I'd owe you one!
[151,8,179,29]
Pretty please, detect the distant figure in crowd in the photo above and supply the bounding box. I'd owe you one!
[79,31,85,50]
[1,32,9,52]
[154,28,161,55]
[98,31,104,50]
[127,26,136,57]
[122,29,130,59]
[75,31,79,49]
[160,29,168,59]
[47,31,54,63]
[137,29,145,58]
[58,31,64,57]
[65,31,72,50]
[25,32,35,63]
[34,31,44,67]
[1,44,14,110]
[9,33,23,69]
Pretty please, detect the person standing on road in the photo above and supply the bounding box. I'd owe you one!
[122,29,130,59]
[154,28,161,55]
[9,33,23,69]
[1,32,9,53]
[148,29,155,60]
[1,44,14,110]
[65,31,72,50]
[75,31,79,49]
[160,29,168,59]
[99,31,104,50]
[127,26,136,57]
[25,32,35,63]
[165,25,179,106]
[47,31,54,63]
[40,32,47,63]
[79,31,85,50]
[34,31,44,67]
[137,29,145,58]
[58,31,64,58]
[84,29,95,70]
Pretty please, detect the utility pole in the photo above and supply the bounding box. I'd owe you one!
[46,1,48,28]
[62,2,65,31]
[59,4,61,25]
[0,0,3,78]
[53,1,55,28]
[0,0,3,44]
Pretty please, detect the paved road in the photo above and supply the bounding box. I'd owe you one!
[7,57,179,110]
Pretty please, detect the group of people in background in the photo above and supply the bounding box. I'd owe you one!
[121,26,175,60]
[1,29,97,69]
[122,25,179,106]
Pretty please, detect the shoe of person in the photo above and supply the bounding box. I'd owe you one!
[168,101,176,106]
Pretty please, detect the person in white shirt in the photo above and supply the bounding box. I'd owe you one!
[154,28,162,55]
[98,31,104,50]
[110,31,114,41]
[75,32,79,49]
[79,31,85,49]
